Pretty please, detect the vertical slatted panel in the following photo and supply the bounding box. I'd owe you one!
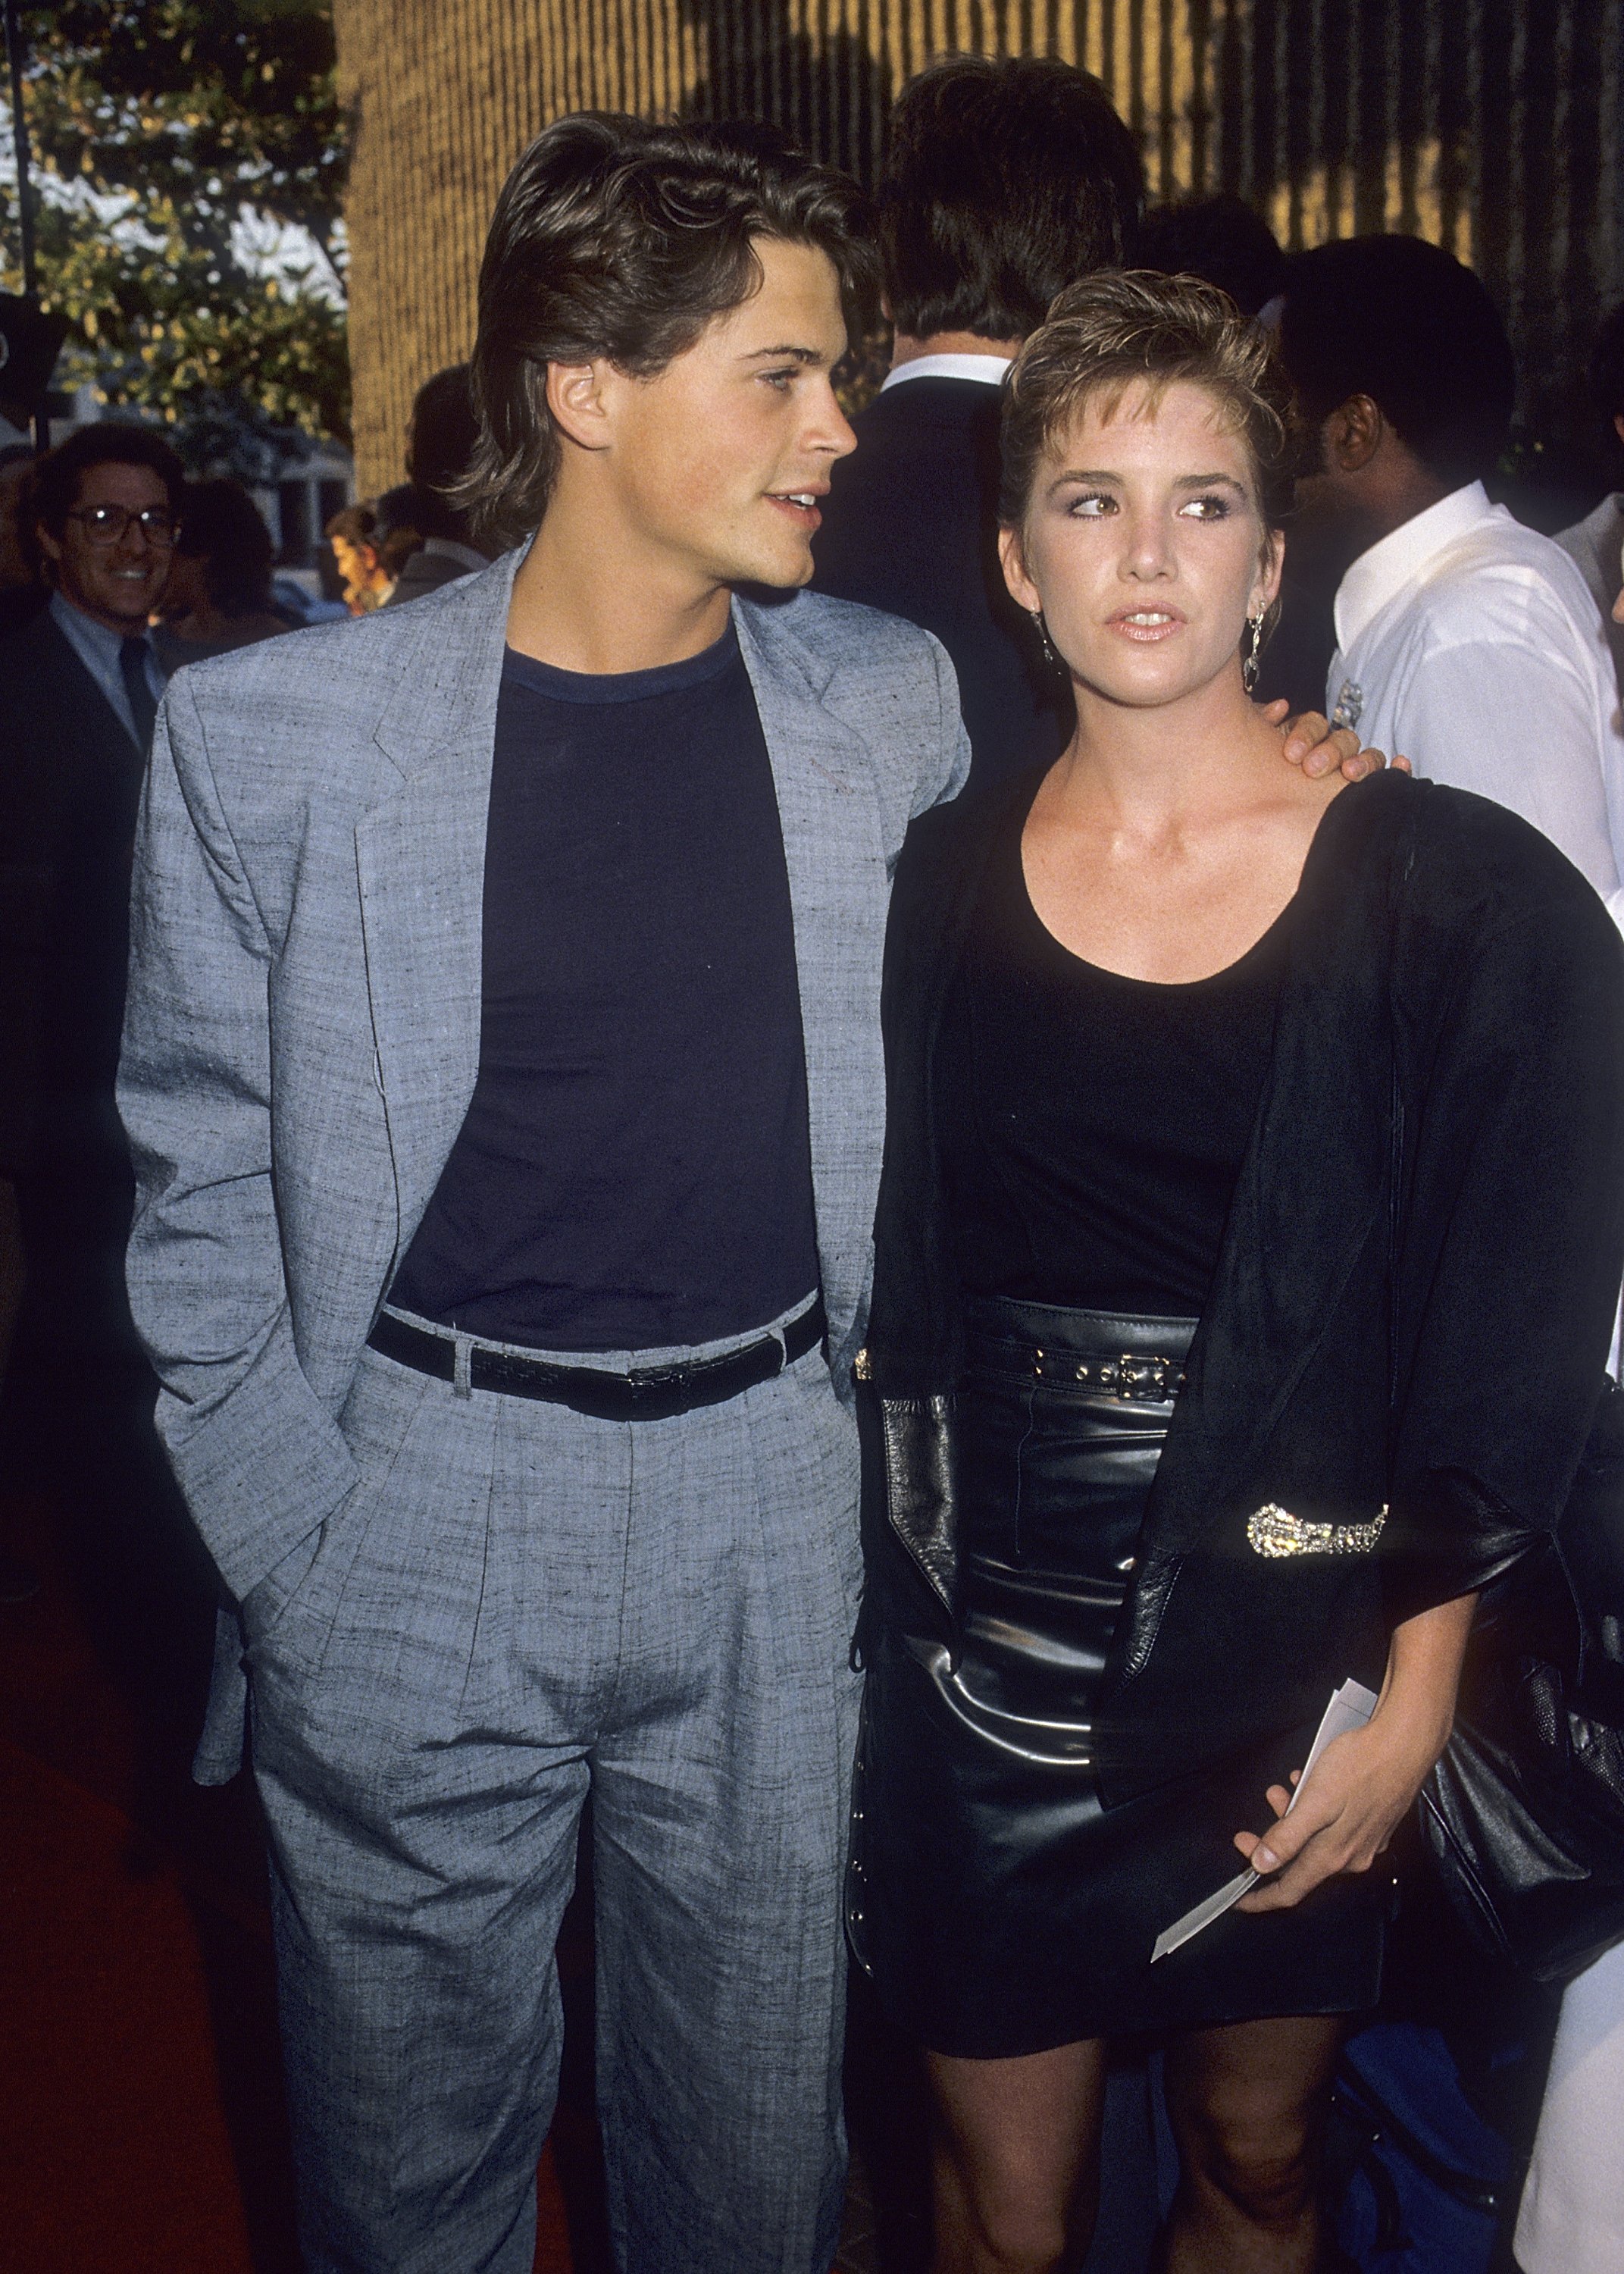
[333,0,1624,494]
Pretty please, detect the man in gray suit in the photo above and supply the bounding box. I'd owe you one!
[120,117,953,2274]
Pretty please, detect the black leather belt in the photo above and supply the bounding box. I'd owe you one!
[366,1298,826,1423]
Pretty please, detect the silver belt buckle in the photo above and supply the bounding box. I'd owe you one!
[1042,1351,1184,1397]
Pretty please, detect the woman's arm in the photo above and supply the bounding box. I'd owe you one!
[1235,818,1624,1911]
[1232,1590,1478,1911]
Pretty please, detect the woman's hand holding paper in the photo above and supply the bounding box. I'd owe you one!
[1234,1590,1479,1910]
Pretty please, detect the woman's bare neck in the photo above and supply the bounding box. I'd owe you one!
[1023,672,1342,984]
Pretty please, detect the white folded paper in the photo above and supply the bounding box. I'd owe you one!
[1150,1676,1380,1964]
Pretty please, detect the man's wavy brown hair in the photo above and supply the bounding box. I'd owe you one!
[999,269,1297,535]
[455,114,878,554]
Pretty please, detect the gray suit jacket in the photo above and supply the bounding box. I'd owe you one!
[119,548,968,1606]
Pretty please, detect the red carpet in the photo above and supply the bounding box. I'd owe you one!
[0,1467,584,2273]
[1,1734,258,2272]
[0,1731,580,2274]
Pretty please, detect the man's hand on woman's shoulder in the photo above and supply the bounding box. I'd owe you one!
[1261,696,1413,783]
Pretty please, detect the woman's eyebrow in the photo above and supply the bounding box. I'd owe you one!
[1047,468,1250,490]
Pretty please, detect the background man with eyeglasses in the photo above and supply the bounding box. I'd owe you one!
[30,427,183,754]
[0,423,186,1396]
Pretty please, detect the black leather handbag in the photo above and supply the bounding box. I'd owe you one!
[1418,1382,1624,1984]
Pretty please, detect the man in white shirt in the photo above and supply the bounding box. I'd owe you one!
[1278,234,1624,895]
[1556,299,1624,709]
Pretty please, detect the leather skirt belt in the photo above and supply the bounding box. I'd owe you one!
[951,1295,1197,1737]
[366,1296,825,1423]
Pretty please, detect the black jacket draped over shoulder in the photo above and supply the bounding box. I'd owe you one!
[857,769,1624,1806]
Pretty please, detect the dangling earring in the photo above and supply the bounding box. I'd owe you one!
[1241,609,1266,694]
[1030,608,1060,669]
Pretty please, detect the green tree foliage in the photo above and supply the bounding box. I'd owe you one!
[3,1,349,465]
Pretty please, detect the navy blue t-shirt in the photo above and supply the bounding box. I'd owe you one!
[390,621,820,1352]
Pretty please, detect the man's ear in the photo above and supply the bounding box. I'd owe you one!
[999,522,1039,613]
[545,360,615,454]
[35,521,62,568]
[1322,394,1385,475]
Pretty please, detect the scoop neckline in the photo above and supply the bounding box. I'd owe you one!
[1009,788,1303,991]
[1018,879,1298,990]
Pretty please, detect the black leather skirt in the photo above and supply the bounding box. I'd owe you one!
[853,1297,1388,2059]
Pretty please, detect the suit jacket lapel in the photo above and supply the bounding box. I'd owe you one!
[736,596,890,1366]
[45,618,144,781]
[355,553,519,1257]
[354,568,893,1350]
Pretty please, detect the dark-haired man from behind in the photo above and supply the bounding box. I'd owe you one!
[1280,234,1624,891]
[1139,191,1286,320]
[118,116,961,2274]
[815,56,1142,787]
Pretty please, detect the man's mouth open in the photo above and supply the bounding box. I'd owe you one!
[767,490,825,531]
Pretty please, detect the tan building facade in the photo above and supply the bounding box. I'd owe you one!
[333,0,1624,495]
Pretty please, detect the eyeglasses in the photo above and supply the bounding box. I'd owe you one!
[66,503,177,548]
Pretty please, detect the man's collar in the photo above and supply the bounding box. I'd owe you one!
[881,351,1013,394]
[50,585,155,663]
[1334,481,1501,652]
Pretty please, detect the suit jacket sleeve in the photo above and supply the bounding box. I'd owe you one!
[1384,875,1624,1623]
[118,674,358,1602]
[918,629,972,816]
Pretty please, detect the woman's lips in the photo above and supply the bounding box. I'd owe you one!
[1106,608,1185,643]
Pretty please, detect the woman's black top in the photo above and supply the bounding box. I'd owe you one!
[858,769,1624,1805]
[943,791,1289,1314]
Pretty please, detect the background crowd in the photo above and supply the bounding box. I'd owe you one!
[2,45,1624,2274]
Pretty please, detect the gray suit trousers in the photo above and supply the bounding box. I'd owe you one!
[243,1302,862,2274]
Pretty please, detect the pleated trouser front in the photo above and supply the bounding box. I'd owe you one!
[243,1311,862,2274]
